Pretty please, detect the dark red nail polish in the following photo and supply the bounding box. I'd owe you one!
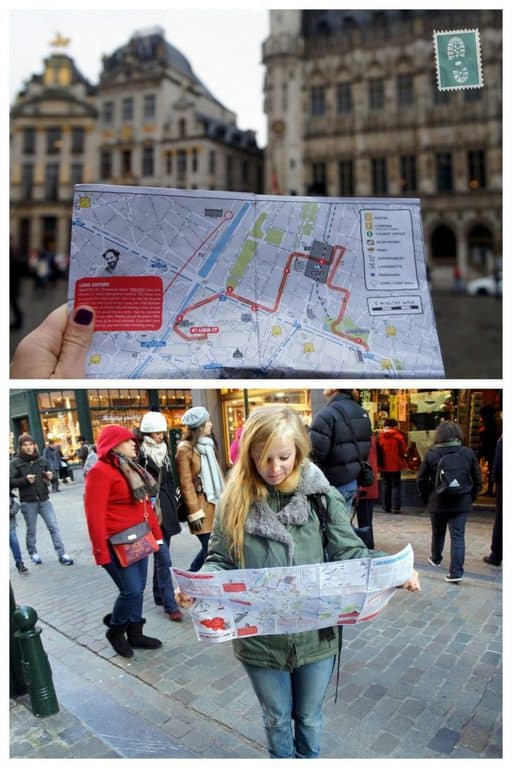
[74,308,94,326]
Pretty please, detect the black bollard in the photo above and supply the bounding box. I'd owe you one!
[13,604,59,717]
[9,584,28,698]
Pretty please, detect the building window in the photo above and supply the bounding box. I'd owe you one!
[102,101,114,123]
[371,157,388,194]
[209,150,216,175]
[46,126,62,154]
[397,74,414,106]
[177,149,187,181]
[121,149,132,176]
[464,89,482,102]
[143,94,156,120]
[100,149,112,179]
[122,97,133,122]
[21,163,33,200]
[71,127,85,155]
[400,155,417,193]
[311,86,326,116]
[368,78,385,110]
[242,160,250,184]
[282,82,288,111]
[22,127,36,155]
[166,152,173,175]
[70,163,83,187]
[191,148,198,173]
[45,163,59,200]
[179,118,186,138]
[142,145,154,176]
[336,82,352,114]
[432,77,450,105]
[338,159,354,196]
[310,162,327,195]
[467,150,486,189]
[436,152,453,192]
[226,155,234,187]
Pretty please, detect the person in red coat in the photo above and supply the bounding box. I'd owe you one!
[377,418,408,514]
[84,425,164,657]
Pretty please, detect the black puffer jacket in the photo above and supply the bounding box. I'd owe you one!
[309,392,372,486]
[10,453,51,502]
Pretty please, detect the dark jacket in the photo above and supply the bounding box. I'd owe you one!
[416,441,482,515]
[10,452,51,502]
[309,392,372,486]
[138,447,181,538]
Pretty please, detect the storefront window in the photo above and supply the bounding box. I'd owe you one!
[158,390,193,427]
[37,391,80,458]
[220,389,311,465]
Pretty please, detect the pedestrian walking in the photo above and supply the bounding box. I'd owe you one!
[9,434,74,565]
[176,407,225,572]
[43,440,61,492]
[376,418,408,514]
[84,425,163,658]
[484,435,502,566]
[417,421,481,583]
[354,434,379,549]
[9,492,29,574]
[309,388,372,508]
[137,411,183,622]
[176,406,420,759]
[83,444,98,476]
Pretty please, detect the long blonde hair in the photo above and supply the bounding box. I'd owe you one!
[221,406,311,564]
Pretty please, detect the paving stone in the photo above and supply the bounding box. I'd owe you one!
[427,727,460,754]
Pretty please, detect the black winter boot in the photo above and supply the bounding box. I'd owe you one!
[103,614,133,657]
[126,619,162,649]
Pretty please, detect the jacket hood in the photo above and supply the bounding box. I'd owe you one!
[96,425,136,458]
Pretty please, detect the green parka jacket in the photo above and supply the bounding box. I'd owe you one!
[202,460,379,671]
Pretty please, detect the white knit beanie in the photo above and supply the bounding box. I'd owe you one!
[139,411,168,434]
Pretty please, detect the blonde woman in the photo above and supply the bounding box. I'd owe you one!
[177,406,421,758]
[175,407,224,571]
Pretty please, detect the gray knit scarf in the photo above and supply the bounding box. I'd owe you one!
[196,436,224,505]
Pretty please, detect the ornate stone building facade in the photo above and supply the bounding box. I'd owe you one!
[262,10,502,283]
[10,27,263,259]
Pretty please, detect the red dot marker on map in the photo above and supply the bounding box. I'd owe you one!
[225,211,233,220]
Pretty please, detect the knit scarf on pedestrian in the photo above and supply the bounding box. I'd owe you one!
[141,436,170,471]
[110,451,159,500]
[196,436,224,505]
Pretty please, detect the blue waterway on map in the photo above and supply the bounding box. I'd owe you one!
[198,202,251,278]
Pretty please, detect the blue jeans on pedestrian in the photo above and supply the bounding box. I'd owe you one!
[9,520,23,564]
[430,509,467,578]
[152,537,179,612]
[336,486,357,510]
[20,499,65,558]
[381,471,402,512]
[189,532,210,572]
[242,656,335,758]
[102,548,149,625]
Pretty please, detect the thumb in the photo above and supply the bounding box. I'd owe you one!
[53,306,96,377]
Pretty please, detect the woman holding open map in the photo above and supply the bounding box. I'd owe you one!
[176,405,420,759]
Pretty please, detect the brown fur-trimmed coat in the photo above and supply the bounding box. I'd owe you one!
[175,440,216,534]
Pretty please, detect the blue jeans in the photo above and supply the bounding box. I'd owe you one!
[152,538,179,612]
[189,533,210,572]
[336,486,357,510]
[9,520,23,564]
[20,499,65,558]
[242,656,335,758]
[102,548,149,625]
[430,509,467,578]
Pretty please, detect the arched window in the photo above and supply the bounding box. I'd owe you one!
[431,225,457,263]
[468,224,494,272]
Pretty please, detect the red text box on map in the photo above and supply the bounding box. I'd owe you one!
[74,277,163,331]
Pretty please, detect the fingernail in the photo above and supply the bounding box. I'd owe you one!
[73,308,94,326]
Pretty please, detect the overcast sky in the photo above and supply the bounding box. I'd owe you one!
[9,5,270,145]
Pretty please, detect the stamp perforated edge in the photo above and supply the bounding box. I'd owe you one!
[433,28,484,91]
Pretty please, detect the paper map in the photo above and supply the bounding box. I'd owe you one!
[68,185,444,378]
[172,544,414,643]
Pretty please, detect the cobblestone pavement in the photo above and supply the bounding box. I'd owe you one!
[9,476,502,759]
[10,278,502,378]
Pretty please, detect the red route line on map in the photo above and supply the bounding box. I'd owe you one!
[173,244,369,351]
